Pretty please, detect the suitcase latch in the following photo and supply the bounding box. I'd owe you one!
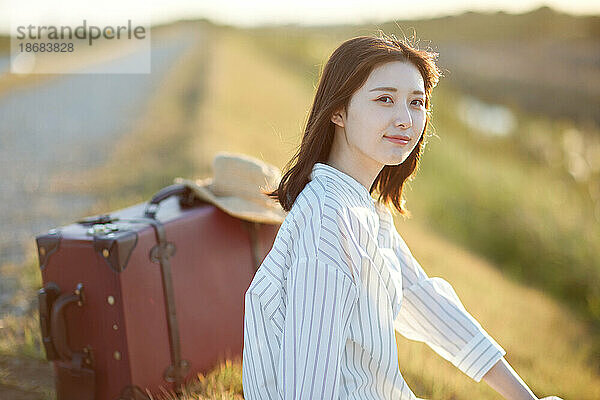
[86,223,120,236]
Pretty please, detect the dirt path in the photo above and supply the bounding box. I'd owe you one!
[0,28,196,268]
[0,354,54,399]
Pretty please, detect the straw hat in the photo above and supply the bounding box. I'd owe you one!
[174,152,288,224]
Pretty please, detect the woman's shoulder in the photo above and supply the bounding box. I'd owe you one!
[287,179,375,234]
[283,178,327,230]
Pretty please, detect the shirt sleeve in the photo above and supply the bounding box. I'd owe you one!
[390,228,506,383]
[278,256,359,399]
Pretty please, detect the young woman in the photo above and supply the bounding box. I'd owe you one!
[242,33,563,400]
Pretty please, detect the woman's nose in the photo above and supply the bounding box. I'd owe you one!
[394,106,412,129]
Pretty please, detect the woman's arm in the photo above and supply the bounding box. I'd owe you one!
[482,357,563,400]
[386,219,563,399]
[278,256,359,399]
[390,227,507,383]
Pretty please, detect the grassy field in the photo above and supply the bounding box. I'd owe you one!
[1,19,599,399]
[178,26,600,400]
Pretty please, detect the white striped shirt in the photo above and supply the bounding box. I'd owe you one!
[242,162,506,399]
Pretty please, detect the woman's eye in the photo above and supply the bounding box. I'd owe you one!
[412,99,425,107]
[377,96,393,104]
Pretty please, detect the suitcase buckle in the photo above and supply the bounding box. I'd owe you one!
[87,223,120,236]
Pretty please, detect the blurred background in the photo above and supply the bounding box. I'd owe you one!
[0,1,598,399]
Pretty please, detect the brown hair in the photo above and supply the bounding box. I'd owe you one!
[265,31,442,217]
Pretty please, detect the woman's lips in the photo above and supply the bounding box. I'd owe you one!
[384,135,411,145]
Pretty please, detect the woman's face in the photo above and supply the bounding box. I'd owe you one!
[331,61,427,171]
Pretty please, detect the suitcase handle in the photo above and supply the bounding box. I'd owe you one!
[42,283,96,398]
[144,183,196,219]
[39,283,61,360]
[51,283,85,361]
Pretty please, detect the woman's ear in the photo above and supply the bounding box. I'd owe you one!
[331,109,345,128]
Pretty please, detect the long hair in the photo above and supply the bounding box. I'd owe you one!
[265,31,442,217]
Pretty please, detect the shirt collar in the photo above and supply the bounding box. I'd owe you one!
[310,162,376,209]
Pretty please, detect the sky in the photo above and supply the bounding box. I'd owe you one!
[1,0,599,34]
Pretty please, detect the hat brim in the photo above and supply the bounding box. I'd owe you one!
[175,177,287,225]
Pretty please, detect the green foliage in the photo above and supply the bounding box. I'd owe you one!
[414,81,600,331]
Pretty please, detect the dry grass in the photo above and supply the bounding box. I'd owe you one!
[393,219,600,399]
[146,359,245,400]
[189,28,314,173]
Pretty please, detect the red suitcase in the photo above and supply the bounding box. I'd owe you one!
[35,183,280,399]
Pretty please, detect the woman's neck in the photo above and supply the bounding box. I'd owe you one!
[326,152,382,193]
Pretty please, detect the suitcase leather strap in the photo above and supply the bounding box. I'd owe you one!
[242,220,262,272]
[121,216,190,393]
